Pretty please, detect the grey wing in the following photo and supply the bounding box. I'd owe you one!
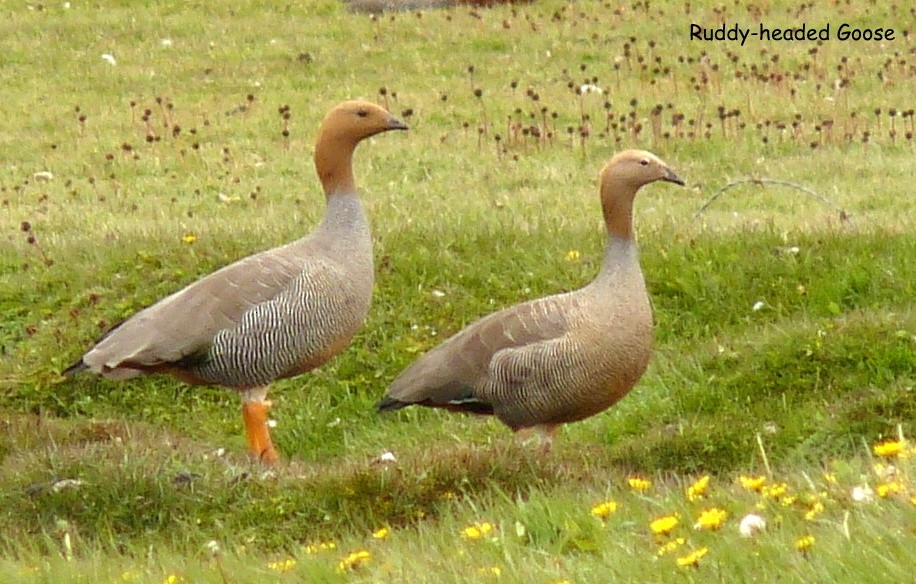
[191,261,367,388]
[382,293,578,412]
[77,244,307,379]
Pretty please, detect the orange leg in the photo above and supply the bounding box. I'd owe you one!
[242,388,279,464]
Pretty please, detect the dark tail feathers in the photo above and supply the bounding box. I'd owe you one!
[62,359,87,377]
[376,396,409,413]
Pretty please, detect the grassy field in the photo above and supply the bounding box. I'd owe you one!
[1,0,914,581]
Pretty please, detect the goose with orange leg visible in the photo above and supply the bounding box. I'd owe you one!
[65,100,408,463]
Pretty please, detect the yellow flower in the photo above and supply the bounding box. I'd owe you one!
[657,536,686,556]
[372,527,389,540]
[761,482,788,499]
[693,508,727,530]
[267,558,296,573]
[804,501,825,521]
[303,541,336,554]
[687,475,710,501]
[910,495,916,506]
[795,535,815,552]
[590,501,618,520]
[823,473,838,484]
[873,439,905,458]
[650,514,679,536]
[628,477,652,493]
[675,547,708,568]
[738,475,766,492]
[162,576,182,584]
[779,495,797,507]
[337,550,371,572]
[462,522,494,540]
[181,233,197,244]
[876,482,904,498]
[476,566,502,577]
[565,250,581,262]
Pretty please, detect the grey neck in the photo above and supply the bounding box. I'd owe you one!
[595,235,641,282]
[317,193,370,242]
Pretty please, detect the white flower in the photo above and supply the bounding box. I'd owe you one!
[377,451,397,463]
[52,479,85,493]
[267,419,277,428]
[579,83,603,94]
[205,540,220,556]
[851,485,874,503]
[431,289,446,298]
[160,38,173,47]
[101,53,116,66]
[738,513,767,537]
[752,300,765,311]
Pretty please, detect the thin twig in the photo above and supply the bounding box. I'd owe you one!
[694,177,850,221]
[756,433,773,478]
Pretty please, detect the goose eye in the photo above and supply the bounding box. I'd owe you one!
[357,110,368,118]
[639,159,649,166]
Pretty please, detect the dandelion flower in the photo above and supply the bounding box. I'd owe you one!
[628,477,652,493]
[267,558,296,573]
[650,514,679,536]
[182,233,197,244]
[687,475,710,501]
[693,508,727,531]
[823,473,838,484]
[337,550,371,572]
[779,495,797,507]
[738,475,766,492]
[876,482,904,498]
[795,535,815,552]
[590,501,618,520]
[476,566,502,577]
[373,527,389,539]
[656,536,686,555]
[304,541,336,554]
[761,482,788,499]
[804,501,825,521]
[873,439,905,458]
[738,513,767,537]
[162,576,182,584]
[462,522,494,540]
[676,547,708,568]
[565,250,581,262]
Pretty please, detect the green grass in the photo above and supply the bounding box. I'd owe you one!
[1,0,914,581]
